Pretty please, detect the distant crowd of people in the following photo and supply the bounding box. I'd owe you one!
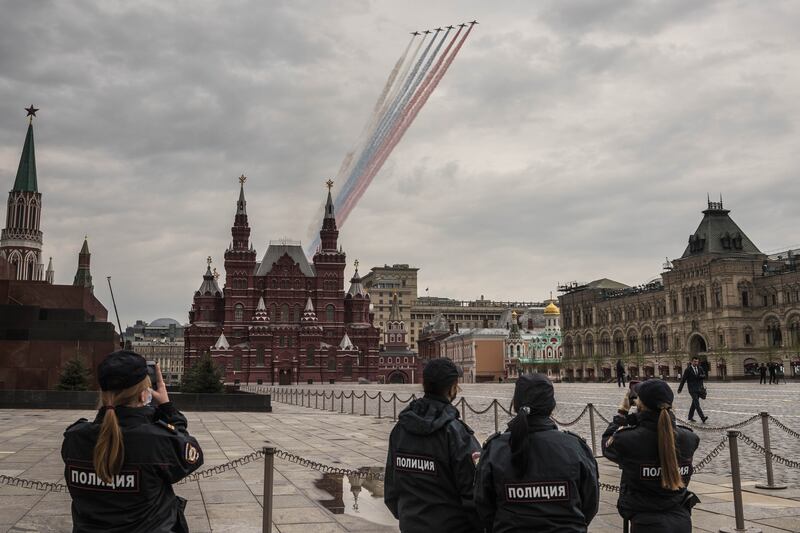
[758,362,787,384]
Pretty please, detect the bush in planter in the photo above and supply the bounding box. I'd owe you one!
[57,357,91,391]
[181,354,225,394]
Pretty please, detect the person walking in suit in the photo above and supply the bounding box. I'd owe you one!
[677,357,707,423]
[768,362,777,384]
[759,363,767,385]
[616,360,626,388]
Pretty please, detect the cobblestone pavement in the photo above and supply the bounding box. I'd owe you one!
[258,381,800,484]
[1,383,799,532]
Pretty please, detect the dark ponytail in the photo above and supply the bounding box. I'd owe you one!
[509,405,531,476]
[656,403,685,491]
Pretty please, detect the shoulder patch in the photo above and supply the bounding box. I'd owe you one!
[155,420,177,433]
[184,442,201,464]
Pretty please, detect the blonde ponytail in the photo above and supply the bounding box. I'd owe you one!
[656,404,685,491]
[93,376,150,483]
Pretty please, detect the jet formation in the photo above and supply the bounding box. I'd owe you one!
[410,20,477,35]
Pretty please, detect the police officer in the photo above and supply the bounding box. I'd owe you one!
[384,357,481,533]
[474,373,599,532]
[602,379,700,532]
[61,350,204,532]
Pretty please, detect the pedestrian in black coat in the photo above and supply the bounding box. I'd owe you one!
[759,363,767,385]
[768,362,777,384]
[474,374,599,532]
[677,357,707,423]
[384,358,481,533]
[602,379,700,532]
[616,359,626,387]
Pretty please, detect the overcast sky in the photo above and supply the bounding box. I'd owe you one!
[1,0,798,327]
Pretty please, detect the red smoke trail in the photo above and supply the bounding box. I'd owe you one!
[339,25,474,221]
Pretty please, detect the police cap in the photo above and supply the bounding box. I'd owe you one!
[98,350,148,391]
[634,378,674,410]
[513,373,555,416]
[423,358,460,389]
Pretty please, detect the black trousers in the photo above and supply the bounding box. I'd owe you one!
[688,392,705,420]
[630,508,691,533]
[617,374,625,387]
[760,374,767,384]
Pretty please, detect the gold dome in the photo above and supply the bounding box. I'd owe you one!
[543,300,560,315]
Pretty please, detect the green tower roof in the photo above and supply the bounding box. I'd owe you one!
[13,122,38,192]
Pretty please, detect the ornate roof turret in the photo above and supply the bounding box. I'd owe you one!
[73,236,93,292]
[301,297,323,330]
[236,175,247,216]
[14,107,38,192]
[254,296,269,321]
[213,332,230,350]
[680,197,761,258]
[543,293,560,316]
[45,256,54,284]
[197,257,222,296]
[339,332,355,351]
[347,259,368,298]
[508,310,521,340]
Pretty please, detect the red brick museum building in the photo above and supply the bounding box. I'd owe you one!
[184,180,381,385]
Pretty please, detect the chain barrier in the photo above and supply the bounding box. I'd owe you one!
[692,435,728,474]
[675,414,760,432]
[600,482,620,493]
[0,475,67,493]
[552,405,591,427]
[768,416,800,440]
[462,399,496,415]
[736,433,800,469]
[179,449,266,483]
[594,410,611,425]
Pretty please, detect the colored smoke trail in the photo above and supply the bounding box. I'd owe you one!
[339,27,463,219]
[335,31,441,209]
[306,24,475,255]
[341,25,474,220]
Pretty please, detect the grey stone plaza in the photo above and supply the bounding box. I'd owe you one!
[2,382,800,532]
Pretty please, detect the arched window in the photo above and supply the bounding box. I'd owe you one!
[343,360,353,376]
[614,332,624,355]
[306,345,315,365]
[328,357,336,370]
[293,305,301,323]
[256,345,265,366]
[766,317,782,347]
[516,345,521,356]
[280,303,290,323]
[326,304,335,322]
[234,303,244,322]
[270,304,277,320]
[789,317,800,347]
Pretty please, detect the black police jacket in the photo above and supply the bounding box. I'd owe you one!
[61,402,204,533]
[677,365,706,394]
[474,417,600,533]
[602,410,700,519]
[384,394,482,533]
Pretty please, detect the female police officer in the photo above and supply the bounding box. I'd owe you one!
[474,373,599,532]
[61,350,203,532]
[602,378,700,532]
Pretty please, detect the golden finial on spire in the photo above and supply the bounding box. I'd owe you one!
[326,179,334,190]
[238,174,247,185]
[212,268,220,280]
[207,256,212,266]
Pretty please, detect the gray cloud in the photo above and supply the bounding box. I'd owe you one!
[0,0,797,326]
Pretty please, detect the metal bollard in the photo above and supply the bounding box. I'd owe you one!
[460,397,467,425]
[262,446,275,533]
[323,393,326,410]
[719,431,761,533]
[378,392,382,419]
[755,412,787,490]
[588,403,597,456]
[493,400,499,434]
[351,394,355,414]
[363,394,367,416]
[392,394,397,421]
[315,391,319,410]
[340,394,344,413]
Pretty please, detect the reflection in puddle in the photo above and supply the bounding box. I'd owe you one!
[315,467,396,526]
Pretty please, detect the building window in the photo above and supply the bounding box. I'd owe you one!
[744,329,753,346]
[742,291,749,307]
[234,303,244,322]
[326,304,335,322]
[256,345,265,366]
[718,334,724,347]
[293,306,301,323]
[233,356,241,371]
[287,337,293,348]
[279,336,285,347]
[306,345,315,365]
[343,360,353,376]
[281,303,290,323]
[380,357,384,364]
[767,319,782,347]
[328,357,336,370]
